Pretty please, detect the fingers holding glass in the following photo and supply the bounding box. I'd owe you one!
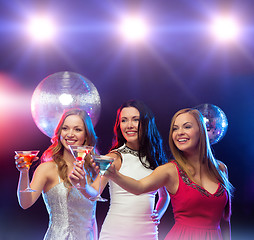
[15,150,40,192]
[15,156,28,171]
[69,161,86,188]
[90,155,114,202]
[69,145,93,189]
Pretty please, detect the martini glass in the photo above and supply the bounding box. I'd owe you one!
[69,145,94,189]
[15,150,40,192]
[90,155,114,202]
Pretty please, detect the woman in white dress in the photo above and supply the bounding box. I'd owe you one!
[105,108,234,240]
[71,100,170,240]
[15,108,98,240]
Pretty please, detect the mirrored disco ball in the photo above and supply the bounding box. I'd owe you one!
[195,104,228,145]
[31,71,101,138]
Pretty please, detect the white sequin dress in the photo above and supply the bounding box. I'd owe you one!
[42,179,97,240]
[99,144,158,240]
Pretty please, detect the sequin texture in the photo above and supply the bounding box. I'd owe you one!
[42,182,96,239]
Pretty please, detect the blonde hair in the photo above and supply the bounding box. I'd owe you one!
[42,108,97,187]
[169,108,234,201]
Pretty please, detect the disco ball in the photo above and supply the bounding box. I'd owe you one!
[31,71,101,138]
[195,104,228,145]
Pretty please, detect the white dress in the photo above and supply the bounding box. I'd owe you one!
[42,176,97,240]
[99,144,158,240]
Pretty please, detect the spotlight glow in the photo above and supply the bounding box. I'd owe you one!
[120,17,148,42]
[211,16,240,42]
[27,16,56,42]
[58,93,74,105]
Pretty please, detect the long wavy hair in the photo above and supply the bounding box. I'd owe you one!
[111,100,167,170]
[42,108,97,187]
[168,108,234,217]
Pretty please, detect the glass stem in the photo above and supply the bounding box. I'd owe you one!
[26,169,31,189]
[98,174,102,197]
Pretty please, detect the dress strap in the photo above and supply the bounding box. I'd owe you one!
[172,160,225,197]
[171,160,181,176]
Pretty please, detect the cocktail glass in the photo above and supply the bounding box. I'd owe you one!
[15,150,40,192]
[90,155,114,202]
[68,145,94,189]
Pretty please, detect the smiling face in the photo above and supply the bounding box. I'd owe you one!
[119,106,140,150]
[60,114,86,151]
[172,112,200,155]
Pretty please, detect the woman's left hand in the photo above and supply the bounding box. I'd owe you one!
[151,210,160,225]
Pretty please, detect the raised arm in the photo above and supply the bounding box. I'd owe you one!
[68,160,99,199]
[105,162,174,195]
[16,157,48,209]
[93,152,122,194]
[69,152,122,199]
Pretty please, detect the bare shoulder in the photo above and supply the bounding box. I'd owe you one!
[217,160,228,174]
[156,160,178,176]
[35,161,57,175]
[160,160,177,170]
[155,160,179,194]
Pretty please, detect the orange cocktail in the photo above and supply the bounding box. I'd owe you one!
[15,150,40,169]
[15,150,40,192]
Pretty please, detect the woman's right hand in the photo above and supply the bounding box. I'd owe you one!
[69,161,86,187]
[14,155,38,172]
[104,163,117,179]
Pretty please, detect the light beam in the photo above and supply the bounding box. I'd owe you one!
[27,16,56,42]
[120,16,148,42]
[211,16,240,42]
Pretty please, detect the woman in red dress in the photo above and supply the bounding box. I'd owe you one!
[105,108,234,240]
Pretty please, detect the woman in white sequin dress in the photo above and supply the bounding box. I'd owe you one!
[72,100,170,240]
[15,109,98,240]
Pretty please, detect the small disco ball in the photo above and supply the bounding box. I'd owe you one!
[195,103,228,145]
[31,71,101,138]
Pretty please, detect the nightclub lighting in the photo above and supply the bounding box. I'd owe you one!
[211,16,240,42]
[58,93,74,105]
[120,16,148,42]
[27,16,56,42]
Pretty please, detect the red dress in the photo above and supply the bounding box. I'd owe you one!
[165,161,228,240]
